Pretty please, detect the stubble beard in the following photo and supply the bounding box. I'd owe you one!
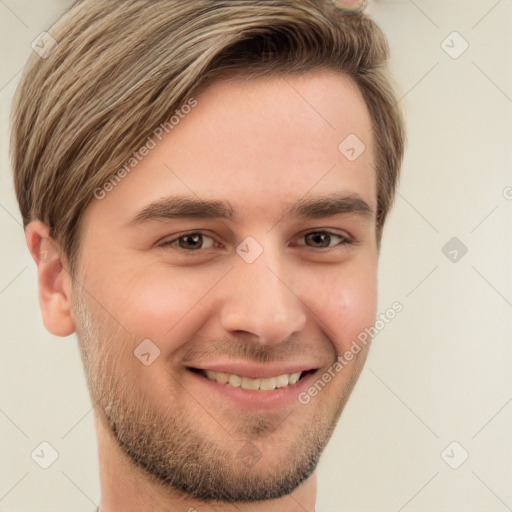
[71,286,364,503]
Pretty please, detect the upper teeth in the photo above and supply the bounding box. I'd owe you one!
[204,370,302,391]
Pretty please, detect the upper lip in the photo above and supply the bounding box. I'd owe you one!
[187,362,318,379]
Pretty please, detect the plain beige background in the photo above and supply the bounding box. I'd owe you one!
[1,1,511,510]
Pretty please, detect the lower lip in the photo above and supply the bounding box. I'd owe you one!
[187,369,319,410]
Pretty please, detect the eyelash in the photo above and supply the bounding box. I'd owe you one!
[158,230,353,252]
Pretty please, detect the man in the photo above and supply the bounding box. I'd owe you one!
[10,0,405,510]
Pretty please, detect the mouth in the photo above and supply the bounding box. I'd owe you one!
[188,368,317,392]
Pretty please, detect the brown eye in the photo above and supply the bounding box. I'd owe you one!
[160,232,215,251]
[302,231,349,249]
[178,234,203,250]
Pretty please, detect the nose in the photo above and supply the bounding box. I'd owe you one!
[219,242,307,345]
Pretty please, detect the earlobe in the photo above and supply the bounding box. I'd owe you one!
[25,220,76,337]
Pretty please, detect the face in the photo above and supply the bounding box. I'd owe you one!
[72,69,378,502]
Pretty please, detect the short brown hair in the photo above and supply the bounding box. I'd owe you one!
[11,0,405,276]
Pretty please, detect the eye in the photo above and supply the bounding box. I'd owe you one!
[299,231,352,249]
[158,230,352,253]
[159,232,217,251]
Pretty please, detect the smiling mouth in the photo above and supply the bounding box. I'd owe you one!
[188,368,316,391]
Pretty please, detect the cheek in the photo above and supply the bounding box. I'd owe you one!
[103,267,221,339]
[310,262,378,353]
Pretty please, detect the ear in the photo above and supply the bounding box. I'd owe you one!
[25,220,76,336]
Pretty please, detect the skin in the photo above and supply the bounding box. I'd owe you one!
[26,69,378,512]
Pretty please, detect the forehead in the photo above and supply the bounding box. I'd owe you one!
[82,69,376,231]
[186,69,374,175]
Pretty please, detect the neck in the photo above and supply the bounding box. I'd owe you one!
[94,414,318,512]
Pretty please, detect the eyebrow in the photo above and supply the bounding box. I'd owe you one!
[127,192,374,226]
[290,193,374,219]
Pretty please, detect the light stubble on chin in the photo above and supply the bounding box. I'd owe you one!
[71,284,364,502]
